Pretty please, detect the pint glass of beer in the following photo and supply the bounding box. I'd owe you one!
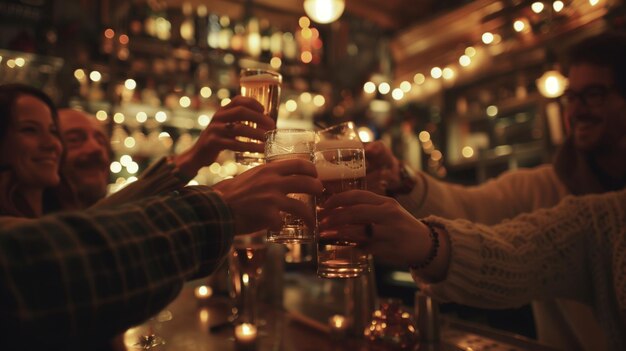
[314,147,368,278]
[265,129,316,243]
[237,68,282,165]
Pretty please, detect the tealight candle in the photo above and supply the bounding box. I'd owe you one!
[194,285,213,303]
[234,323,258,351]
[328,314,348,340]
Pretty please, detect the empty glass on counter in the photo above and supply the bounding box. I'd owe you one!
[229,231,268,324]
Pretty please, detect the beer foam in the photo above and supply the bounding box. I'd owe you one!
[315,158,366,180]
[240,73,281,84]
[315,139,363,151]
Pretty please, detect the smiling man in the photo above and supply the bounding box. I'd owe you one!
[363,32,626,351]
[58,109,111,208]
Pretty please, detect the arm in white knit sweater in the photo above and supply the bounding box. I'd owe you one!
[396,165,569,224]
[416,191,626,310]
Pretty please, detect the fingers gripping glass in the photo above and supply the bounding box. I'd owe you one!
[559,86,614,108]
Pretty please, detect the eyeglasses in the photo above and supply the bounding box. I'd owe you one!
[559,85,614,108]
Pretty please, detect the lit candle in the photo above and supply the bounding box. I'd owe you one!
[234,323,258,351]
[194,285,213,304]
[328,314,347,340]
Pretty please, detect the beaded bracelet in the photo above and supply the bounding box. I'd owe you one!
[411,220,443,270]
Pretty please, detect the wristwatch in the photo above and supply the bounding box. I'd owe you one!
[386,162,417,197]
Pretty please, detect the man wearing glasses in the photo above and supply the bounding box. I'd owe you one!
[365,32,626,351]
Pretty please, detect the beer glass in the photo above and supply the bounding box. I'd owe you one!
[265,129,316,243]
[316,121,363,150]
[229,231,268,324]
[314,147,368,278]
[237,68,282,165]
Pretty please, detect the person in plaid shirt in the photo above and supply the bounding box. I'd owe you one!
[0,158,322,350]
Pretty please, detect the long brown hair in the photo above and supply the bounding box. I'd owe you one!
[0,83,78,217]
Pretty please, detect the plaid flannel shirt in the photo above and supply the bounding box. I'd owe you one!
[0,186,234,350]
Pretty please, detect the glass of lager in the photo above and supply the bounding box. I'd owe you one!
[314,147,368,278]
[237,68,282,165]
[265,129,317,243]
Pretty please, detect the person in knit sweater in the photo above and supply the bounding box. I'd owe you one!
[365,32,626,350]
[318,189,626,350]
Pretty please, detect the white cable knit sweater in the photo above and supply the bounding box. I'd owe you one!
[414,190,626,350]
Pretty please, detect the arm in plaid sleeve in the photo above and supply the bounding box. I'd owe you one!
[0,186,233,349]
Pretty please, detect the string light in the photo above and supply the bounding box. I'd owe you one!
[378,82,391,94]
[363,81,376,93]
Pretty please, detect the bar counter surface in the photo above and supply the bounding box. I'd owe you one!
[123,278,560,351]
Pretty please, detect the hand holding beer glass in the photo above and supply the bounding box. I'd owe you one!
[265,129,317,243]
[314,147,369,278]
[237,68,282,165]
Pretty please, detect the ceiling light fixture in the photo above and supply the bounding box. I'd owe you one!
[303,0,345,24]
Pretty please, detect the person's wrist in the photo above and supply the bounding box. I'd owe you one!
[409,220,442,270]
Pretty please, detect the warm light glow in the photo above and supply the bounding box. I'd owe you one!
[536,70,568,98]
[217,88,230,99]
[124,137,136,149]
[270,57,282,69]
[400,81,412,93]
[589,0,599,5]
[74,69,86,80]
[482,32,494,44]
[155,111,167,122]
[195,285,213,299]
[553,1,564,12]
[199,309,210,323]
[179,96,191,108]
[378,82,390,94]
[459,55,471,67]
[413,73,426,85]
[110,162,122,174]
[113,112,125,124]
[124,79,136,90]
[14,57,25,67]
[159,132,171,139]
[430,67,442,79]
[329,315,346,329]
[313,94,325,107]
[431,150,442,161]
[89,71,102,82]
[136,112,147,123]
[120,155,132,167]
[303,0,345,24]
[127,161,139,174]
[486,105,498,117]
[531,2,544,13]
[200,86,212,98]
[442,67,455,80]
[392,88,404,100]
[462,146,474,158]
[221,98,231,107]
[357,127,374,143]
[301,51,313,63]
[6,59,15,68]
[514,20,525,32]
[104,28,115,39]
[418,131,431,143]
[286,99,298,112]
[301,27,312,40]
[119,34,129,45]
[96,110,108,121]
[465,46,477,57]
[364,81,376,94]
[299,16,311,28]
[234,323,257,342]
[300,92,312,103]
[198,114,211,127]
